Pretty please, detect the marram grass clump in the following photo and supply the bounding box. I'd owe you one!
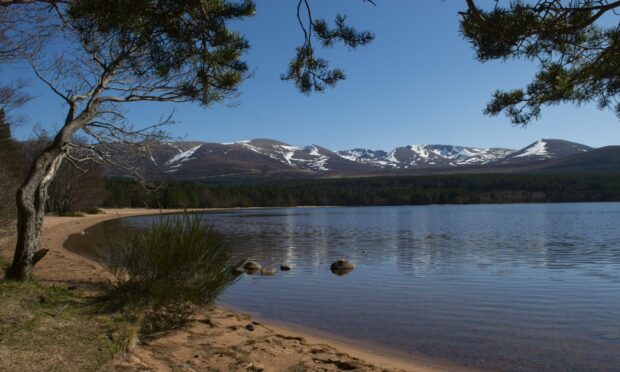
[101,214,238,330]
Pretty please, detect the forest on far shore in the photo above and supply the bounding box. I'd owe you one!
[103,174,620,209]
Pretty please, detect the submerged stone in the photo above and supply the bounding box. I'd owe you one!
[330,259,355,276]
[243,260,262,274]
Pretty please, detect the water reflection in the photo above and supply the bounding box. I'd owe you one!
[121,203,620,371]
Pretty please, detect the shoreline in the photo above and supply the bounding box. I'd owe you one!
[219,303,475,372]
[8,208,470,371]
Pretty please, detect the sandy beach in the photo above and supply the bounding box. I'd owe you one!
[1,209,466,372]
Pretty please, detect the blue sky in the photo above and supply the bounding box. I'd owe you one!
[5,0,620,150]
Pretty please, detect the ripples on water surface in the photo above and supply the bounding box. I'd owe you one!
[123,203,620,371]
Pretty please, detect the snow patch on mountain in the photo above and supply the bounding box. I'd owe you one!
[303,145,329,171]
[273,145,329,171]
[515,139,548,158]
[337,149,399,168]
[221,140,251,145]
[235,141,295,164]
[276,145,304,165]
[414,145,487,162]
[457,148,515,164]
[165,144,202,166]
[386,150,400,165]
[231,141,332,171]
[408,144,431,159]
[337,150,360,162]
[238,142,266,155]
[337,144,517,168]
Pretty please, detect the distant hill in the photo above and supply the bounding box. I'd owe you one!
[531,146,620,173]
[498,139,591,165]
[102,138,619,180]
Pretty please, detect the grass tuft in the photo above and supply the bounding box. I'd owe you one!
[100,213,239,332]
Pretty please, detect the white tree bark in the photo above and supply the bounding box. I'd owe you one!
[7,100,99,280]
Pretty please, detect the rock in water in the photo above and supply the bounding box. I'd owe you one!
[280,263,292,271]
[260,267,276,276]
[330,259,355,276]
[243,261,262,274]
[232,266,245,275]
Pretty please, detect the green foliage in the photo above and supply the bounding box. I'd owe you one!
[460,1,620,124]
[281,0,374,93]
[314,14,375,48]
[283,45,346,93]
[65,0,374,99]
[103,173,620,209]
[68,0,255,106]
[101,214,238,325]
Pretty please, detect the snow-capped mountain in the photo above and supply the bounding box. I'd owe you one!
[337,139,593,169]
[155,139,368,178]
[338,145,515,168]
[499,139,591,164]
[337,149,391,166]
[221,139,331,171]
[116,138,601,180]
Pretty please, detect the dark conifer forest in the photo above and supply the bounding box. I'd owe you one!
[103,174,620,209]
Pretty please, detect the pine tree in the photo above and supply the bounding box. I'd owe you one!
[461,0,620,124]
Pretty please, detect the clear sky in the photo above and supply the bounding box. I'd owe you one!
[5,0,620,151]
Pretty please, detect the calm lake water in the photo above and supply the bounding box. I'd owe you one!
[119,204,620,371]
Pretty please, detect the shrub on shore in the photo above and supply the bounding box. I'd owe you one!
[101,214,238,332]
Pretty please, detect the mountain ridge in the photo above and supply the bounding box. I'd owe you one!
[111,138,617,180]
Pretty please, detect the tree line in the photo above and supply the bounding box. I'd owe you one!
[103,174,620,209]
[0,110,26,237]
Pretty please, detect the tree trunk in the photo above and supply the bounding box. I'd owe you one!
[5,72,108,281]
[6,140,66,281]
